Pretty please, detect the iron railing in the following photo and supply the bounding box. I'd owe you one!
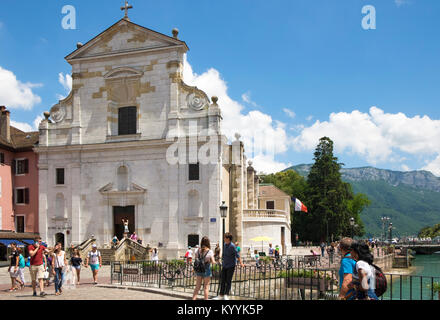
[110,258,440,300]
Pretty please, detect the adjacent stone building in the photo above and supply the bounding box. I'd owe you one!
[35,15,291,258]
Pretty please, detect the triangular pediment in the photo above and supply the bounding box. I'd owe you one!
[66,19,188,61]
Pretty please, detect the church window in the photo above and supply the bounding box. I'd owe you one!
[56,168,65,185]
[188,163,199,181]
[118,107,137,135]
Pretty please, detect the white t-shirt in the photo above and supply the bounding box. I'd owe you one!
[195,249,214,264]
[186,250,193,258]
[53,251,65,268]
[88,250,101,265]
[355,260,375,290]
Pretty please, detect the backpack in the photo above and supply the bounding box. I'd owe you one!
[372,264,387,297]
[193,249,208,273]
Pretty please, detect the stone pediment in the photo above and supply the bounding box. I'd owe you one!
[99,182,147,194]
[104,67,143,80]
[66,19,188,62]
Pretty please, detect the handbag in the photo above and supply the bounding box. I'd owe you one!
[43,269,50,280]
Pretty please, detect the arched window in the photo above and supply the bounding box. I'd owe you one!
[117,166,129,191]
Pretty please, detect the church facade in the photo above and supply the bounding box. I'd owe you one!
[35,17,291,258]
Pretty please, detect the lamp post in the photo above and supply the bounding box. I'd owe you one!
[381,217,390,243]
[349,217,355,239]
[389,222,393,243]
[220,201,228,249]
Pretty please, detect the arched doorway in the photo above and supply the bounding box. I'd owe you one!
[55,233,65,249]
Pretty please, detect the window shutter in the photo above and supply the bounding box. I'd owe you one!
[0,153,4,164]
[25,188,30,204]
[11,159,16,175]
[24,159,29,174]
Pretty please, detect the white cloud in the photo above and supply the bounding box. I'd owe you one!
[183,55,290,173]
[57,72,72,100]
[395,0,410,7]
[423,156,440,177]
[401,164,410,172]
[292,107,440,175]
[241,91,260,108]
[10,120,33,132]
[306,115,314,121]
[0,66,42,110]
[283,108,296,119]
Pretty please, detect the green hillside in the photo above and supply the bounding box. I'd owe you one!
[350,180,440,238]
[285,164,440,238]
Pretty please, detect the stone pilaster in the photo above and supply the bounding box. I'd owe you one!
[247,162,255,209]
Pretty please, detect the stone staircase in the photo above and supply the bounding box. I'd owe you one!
[100,248,117,265]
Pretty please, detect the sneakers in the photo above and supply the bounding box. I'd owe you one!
[224,295,230,300]
[33,292,37,297]
[212,295,224,300]
[40,292,47,297]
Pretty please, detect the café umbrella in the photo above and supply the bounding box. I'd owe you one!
[250,236,273,252]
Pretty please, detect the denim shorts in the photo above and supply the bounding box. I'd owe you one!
[195,265,212,278]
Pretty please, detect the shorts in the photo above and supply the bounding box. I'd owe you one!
[9,269,18,278]
[72,265,81,270]
[90,264,100,271]
[30,264,45,281]
[195,266,212,278]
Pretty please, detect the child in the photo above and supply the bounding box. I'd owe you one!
[350,242,378,300]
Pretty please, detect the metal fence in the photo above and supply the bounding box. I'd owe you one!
[110,258,440,300]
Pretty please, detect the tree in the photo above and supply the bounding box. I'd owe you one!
[302,137,366,242]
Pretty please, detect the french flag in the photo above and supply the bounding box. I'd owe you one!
[292,197,308,213]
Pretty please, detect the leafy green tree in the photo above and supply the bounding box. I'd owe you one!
[302,137,366,242]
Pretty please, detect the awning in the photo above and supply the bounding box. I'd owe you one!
[0,239,27,247]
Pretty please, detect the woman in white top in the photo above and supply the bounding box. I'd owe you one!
[192,236,216,300]
[151,248,159,262]
[52,243,68,296]
[350,242,378,300]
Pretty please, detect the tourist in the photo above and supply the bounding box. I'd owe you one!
[268,243,274,258]
[16,248,26,289]
[185,246,193,264]
[254,250,260,268]
[137,238,143,245]
[52,242,68,296]
[44,250,53,287]
[70,249,83,285]
[214,244,221,263]
[112,235,119,248]
[151,248,159,262]
[130,232,138,241]
[320,242,326,257]
[235,242,241,254]
[85,244,102,284]
[28,236,49,297]
[192,236,216,300]
[213,232,245,300]
[7,242,20,291]
[274,245,280,263]
[338,238,357,300]
[327,242,335,264]
[350,242,378,300]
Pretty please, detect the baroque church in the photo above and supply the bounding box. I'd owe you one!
[35,10,292,258]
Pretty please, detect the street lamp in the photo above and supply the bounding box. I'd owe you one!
[389,222,393,242]
[381,217,390,243]
[349,217,355,239]
[220,201,228,249]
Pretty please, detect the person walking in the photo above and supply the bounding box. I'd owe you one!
[70,249,83,285]
[213,233,245,300]
[350,242,379,300]
[192,236,216,300]
[185,246,193,264]
[16,248,26,289]
[52,243,68,296]
[85,244,102,285]
[214,244,221,263]
[151,248,159,262]
[28,236,49,297]
[44,250,53,287]
[338,238,357,300]
[320,242,326,257]
[7,242,20,291]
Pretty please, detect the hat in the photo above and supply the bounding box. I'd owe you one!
[188,246,191,249]
[92,244,97,248]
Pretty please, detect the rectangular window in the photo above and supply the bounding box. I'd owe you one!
[15,159,29,175]
[16,216,24,233]
[56,168,65,185]
[15,188,29,204]
[266,201,275,210]
[0,153,4,164]
[188,163,200,181]
[118,106,137,135]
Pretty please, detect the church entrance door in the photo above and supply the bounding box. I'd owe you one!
[113,206,135,240]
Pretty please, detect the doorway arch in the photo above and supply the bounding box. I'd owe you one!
[55,233,65,249]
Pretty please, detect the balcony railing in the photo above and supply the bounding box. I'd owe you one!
[243,209,289,220]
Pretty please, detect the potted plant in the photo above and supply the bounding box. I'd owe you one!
[141,261,161,274]
[432,282,440,300]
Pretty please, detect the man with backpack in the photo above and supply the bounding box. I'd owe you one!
[213,233,245,300]
[338,238,357,300]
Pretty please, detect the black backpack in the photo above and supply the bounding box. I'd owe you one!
[372,264,387,297]
[193,250,208,273]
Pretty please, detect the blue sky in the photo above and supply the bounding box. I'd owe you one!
[1,0,440,175]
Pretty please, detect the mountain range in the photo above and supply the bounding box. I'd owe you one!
[286,164,440,238]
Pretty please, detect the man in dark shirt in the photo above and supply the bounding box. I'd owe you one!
[8,242,19,291]
[213,232,245,300]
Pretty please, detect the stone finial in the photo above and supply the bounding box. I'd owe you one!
[172,28,179,39]
[76,42,83,49]
[43,111,50,120]
[211,96,218,105]
[234,133,241,141]
[248,160,253,167]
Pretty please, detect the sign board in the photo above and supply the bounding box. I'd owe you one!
[113,264,121,273]
[123,268,139,275]
[210,218,217,223]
